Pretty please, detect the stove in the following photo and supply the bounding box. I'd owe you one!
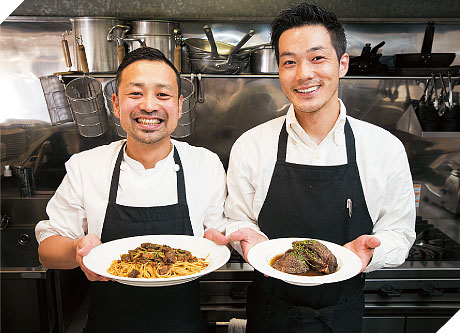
[408,218,460,261]
[363,216,460,332]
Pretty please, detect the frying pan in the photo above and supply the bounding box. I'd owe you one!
[394,22,456,68]
[187,26,255,74]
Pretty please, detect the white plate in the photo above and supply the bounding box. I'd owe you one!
[83,235,230,287]
[247,238,362,286]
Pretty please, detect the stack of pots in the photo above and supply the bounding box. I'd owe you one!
[184,25,257,74]
[71,17,126,73]
[108,20,182,70]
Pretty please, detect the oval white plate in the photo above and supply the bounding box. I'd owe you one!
[247,238,362,286]
[83,235,230,287]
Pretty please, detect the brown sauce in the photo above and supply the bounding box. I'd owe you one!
[270,254,324,276]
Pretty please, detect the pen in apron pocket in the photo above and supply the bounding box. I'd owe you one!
[346,198,352,217]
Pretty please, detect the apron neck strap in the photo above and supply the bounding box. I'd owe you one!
[108,142,188,205]
[343,119,357,165]
[277,117,356,165]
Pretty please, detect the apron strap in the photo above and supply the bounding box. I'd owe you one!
[108,142,187,205]
[277,120,289,162]
[344,119,357,165]
[108,142,126,204]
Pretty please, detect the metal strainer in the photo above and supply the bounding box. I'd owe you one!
[65,76,108,137]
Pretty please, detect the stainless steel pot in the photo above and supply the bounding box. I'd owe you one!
[250,44,278,74]
[71,17,126,73]
[109,20,181,70]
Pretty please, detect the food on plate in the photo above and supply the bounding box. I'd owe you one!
[271,240,338,275]
[107,242,209,278]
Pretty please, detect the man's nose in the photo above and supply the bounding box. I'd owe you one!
[296,60,315,81]
[140,93,159,112]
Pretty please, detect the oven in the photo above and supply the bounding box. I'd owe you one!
[1,195,90,333]
[200,216,460,333]
[362,217,460,333]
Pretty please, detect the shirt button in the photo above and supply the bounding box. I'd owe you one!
[174,164,180,172]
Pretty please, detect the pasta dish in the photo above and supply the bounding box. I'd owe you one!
[107,242,209,278]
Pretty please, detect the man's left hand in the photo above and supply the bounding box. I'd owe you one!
[344,235,381,272]
[204,228,230,245]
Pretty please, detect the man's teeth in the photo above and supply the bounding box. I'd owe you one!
[137,118,161,125]
[297,86,319,93]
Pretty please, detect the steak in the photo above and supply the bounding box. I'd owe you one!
[292,240,338,274]
[272,249,309,274]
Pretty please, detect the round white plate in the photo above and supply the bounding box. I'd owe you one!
[83,235,230,287]
[247,238,362,286]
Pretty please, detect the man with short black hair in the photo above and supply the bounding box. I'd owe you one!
[36,47,229,332]
[226,3,415,332]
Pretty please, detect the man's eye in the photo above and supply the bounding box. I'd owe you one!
[129,92,142,96]
[313,56,325,61]
[283,60,295,66]
[158,93,170,97]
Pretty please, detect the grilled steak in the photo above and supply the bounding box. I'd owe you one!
[292,240,338,274]
[272,249,309,274]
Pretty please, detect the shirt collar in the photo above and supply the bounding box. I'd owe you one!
[286,98,347,147]
[121,141,175,172]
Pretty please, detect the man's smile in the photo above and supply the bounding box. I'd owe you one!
[295,85,321,94]
[136,117,163,125]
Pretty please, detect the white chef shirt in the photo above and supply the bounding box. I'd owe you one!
[225,99,416,273]
[35,139,227,243]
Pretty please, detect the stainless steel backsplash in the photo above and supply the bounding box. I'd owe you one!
[1,17,459,222]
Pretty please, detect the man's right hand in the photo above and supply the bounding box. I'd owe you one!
[230,228,268,263]
[75,234,110,282]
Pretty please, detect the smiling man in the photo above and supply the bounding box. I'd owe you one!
[35,47,229,332]
[225,3,416,332]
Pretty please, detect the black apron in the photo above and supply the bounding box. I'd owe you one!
[246,119,373,333]
[84,143,202,333]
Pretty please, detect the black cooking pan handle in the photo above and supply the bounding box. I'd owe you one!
[203,25,220,60]
[370,41,385,56]
[226,29,255,66]
[421,22,435,55]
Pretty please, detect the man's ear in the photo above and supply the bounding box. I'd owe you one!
[112,94,120,119]
[178,94,183,119]
[339,53,349,78]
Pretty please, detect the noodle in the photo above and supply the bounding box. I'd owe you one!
[107,242,209,279]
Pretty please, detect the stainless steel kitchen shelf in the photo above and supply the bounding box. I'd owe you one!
[61,73,460,80]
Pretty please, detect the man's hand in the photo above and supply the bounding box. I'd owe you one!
[230,228,268,263]
[344,235,381,272]
[204,228,230,245]
[75,234,110,282]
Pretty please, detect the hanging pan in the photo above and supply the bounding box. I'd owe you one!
[394,22,456,68]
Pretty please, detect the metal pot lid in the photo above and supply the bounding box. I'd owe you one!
[184,38,235,55]
[130,19,179,23]
[70,17,123,21]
